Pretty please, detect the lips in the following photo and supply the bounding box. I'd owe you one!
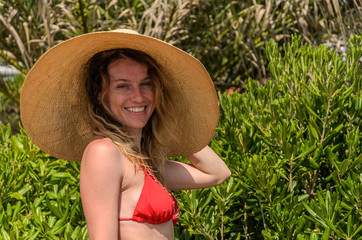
[126,107,146,113]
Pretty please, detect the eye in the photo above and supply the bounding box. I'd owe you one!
[141,81,152,87]
[117,84,128,89]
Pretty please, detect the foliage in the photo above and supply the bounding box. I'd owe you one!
[0,124,87,239]
[172,0,362,88]
[0,0,361,130]
[175,34,362,239]
[1,0,360,81]
[0,14,361,240]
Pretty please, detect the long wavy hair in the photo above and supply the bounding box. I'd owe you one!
[85,49,176,182]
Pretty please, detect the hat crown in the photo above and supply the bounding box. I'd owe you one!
[112,28,139,35]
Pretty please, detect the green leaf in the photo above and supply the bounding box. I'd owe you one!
[6,203,12,217]
[295,145,317,160]
[310,232,318,240]
[302,202,328,228]
[1,228,10,240]
[296,234,306,240]
[46,198,63,219]
[298,194,310,202]
[11,136,24,151]
[9,192,23,200]
[351,223,362,238]
[301,158,319,169]
[325,146,339,171]
[18,183,32,195]
[52,172,72,178]
[71,226,81,239]
[339,159,350,177]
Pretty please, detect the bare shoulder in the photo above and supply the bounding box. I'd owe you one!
[81,136,124,178]
[83,137,119,155]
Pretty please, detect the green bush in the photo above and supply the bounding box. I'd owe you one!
[175,34,361,239]
[0,124,87,239]
[1,34,361,239]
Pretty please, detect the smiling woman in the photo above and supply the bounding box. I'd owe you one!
[105,57,155,135]
[85,49,174,182]
[89,50,156,144]
[20,29,231,240]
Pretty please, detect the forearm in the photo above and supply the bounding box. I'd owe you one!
[186,146,231,184]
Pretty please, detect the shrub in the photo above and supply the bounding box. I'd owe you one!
[1,34,361,239]
[175,34,362,239]
[0,124,87,239]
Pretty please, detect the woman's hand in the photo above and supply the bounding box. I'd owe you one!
[164,146,231,190]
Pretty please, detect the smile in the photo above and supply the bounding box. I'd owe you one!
[126,107,145,113]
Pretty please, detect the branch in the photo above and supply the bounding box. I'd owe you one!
[0,12,31,70]
[0,48,27,75]
[320,98,331,144]
[256,195,267,231]
[77,0,88,33]
[244,202,248,240]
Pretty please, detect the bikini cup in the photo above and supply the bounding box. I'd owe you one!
[118,167,179,225]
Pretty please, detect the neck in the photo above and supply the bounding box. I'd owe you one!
[126,128,142,151]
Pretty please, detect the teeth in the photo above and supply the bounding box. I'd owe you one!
[127,107,145,113]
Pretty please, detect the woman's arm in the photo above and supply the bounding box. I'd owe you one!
[80,138,123,240]
[164,145,231,190]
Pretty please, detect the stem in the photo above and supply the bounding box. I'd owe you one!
[0,13,31,70]
[257,195,267,231]
[289,155,293,193]
[0,49,27,75]
[198,223,215,240]
[77,0,88,33]
[309,98,331,194]
[41,0,51,49]
[320,98,331,144]
[162,4,177,41]
[244,202,248,240]
[221,212,224,240]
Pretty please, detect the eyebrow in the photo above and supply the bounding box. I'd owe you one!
[111,76,151,82]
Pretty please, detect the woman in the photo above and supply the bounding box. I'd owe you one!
[20,29,231,239]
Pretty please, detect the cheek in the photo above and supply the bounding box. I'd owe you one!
[102,91,121,114]
[150,87,157,104]
[149,92,155,107]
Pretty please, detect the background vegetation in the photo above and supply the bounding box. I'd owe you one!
[1,0,361,132]
[0,0,361,239]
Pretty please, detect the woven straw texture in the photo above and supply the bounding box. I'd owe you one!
[20,30,219,161]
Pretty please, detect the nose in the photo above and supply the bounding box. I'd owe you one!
[131,86,143,102]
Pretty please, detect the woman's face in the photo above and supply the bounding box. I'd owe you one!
[102,57,155,135]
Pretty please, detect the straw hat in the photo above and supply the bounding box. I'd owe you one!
[20,29,219,161]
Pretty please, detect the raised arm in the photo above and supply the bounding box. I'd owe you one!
[80,138,123,240]
[164,145,231,190]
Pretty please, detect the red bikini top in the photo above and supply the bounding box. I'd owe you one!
[118,167,179,225]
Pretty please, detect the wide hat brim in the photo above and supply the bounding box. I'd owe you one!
[20,30,219,161]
